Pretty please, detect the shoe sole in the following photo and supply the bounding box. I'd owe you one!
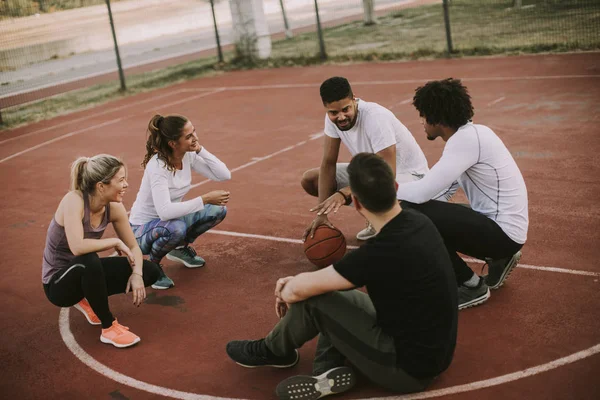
[458,287,491,310]
[489,251,521,290]
[275,366,355,400]
[73,303,101,325]
[100,335,141,348]
[234,350,299,369]
[151,283,174,290]
[165,254,205,268]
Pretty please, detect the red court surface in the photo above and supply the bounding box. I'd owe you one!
[1,52,599,400]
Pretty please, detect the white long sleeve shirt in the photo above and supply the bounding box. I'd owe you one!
[397,123,528,244]
[129,148,231,225]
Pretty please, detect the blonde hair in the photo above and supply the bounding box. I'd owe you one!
[70,154,124,193]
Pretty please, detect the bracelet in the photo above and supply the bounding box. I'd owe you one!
[131,272,143,278]
[336,190,352,206]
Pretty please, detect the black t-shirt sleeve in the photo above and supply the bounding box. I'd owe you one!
[333,246,370,287]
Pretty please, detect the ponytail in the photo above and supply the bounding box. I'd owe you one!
[141,114,189,172]
[69,154,124,194]
[70,157,90,191]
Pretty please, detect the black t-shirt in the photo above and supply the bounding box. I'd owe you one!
[334,208,458,378]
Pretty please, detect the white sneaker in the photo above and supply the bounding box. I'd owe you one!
[356,222,377,240]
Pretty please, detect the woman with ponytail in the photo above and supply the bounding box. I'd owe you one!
[129,114,231,290]
[42,155,160,348]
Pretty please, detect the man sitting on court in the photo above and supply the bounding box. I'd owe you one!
[227,153,458,399]
[302,76,441,242]
[397,78,529,310]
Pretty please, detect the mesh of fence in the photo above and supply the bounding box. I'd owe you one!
[1,0,599,125]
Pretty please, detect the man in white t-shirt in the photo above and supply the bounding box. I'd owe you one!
[397,78,529,310]
[302,76,433,241]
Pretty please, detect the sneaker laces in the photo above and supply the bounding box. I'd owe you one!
[181,246,198,258]
[110,321,130,333]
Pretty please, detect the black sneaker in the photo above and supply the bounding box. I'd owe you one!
[484,251,521,290]
[226,339,299,368]
[458,277,490,310]
[275,366,356,400]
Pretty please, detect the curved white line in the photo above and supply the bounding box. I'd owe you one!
[59,308,600,400]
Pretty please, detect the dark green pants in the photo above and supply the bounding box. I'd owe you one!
[265,290,432,394]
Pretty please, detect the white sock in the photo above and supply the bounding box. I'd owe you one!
[463,273,480,288]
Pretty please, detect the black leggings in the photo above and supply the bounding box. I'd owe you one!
[401,200,523,285]
[43,253,160,328]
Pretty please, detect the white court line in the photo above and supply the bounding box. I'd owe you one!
[194,75,600,92]
[59,307,600,400]
[58,228,600,400]
[189,132,323,189]
[0,89,188,145]
[207,229,600,277]
[0,89,223,164]
[2,74,596,148]
[390,98,413,110]
[487,97,506,107]
[0,119,124,164]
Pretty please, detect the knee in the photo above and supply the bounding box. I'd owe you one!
[301,170,319,196]
[216,205,227,221]
[168,220,188,242]
[72,253,102,275]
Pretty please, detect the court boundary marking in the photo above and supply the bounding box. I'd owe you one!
[59,231,600,399]
[2,73,598,147]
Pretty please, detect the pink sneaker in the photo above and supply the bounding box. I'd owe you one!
[74,299,101,325]
[100,320,141,348]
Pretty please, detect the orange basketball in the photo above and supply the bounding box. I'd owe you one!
[303,225,347,268]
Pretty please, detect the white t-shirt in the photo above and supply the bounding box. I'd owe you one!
[324,99,429,179]
[397,123,529,244]
[129,148,231,225]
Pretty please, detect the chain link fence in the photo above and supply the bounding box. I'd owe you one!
[1,0,599,125]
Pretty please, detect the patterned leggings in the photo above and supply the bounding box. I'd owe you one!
[131,205,227,263]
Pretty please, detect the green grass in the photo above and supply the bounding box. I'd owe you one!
[2,0,598,130]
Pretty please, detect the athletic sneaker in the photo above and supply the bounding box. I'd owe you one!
[73,298,101,325]
[151,265,174,290]
[226,339,299,368]
[100,320,141,348]
[484,251,522,290]
[276,366,356,400]
[166,246,206,268]
[458,277,490,310]
[356,222,377,241]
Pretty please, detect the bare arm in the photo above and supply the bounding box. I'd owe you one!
[62,192,120,256]
[376,144,396,177]
[111,202,147,307]
[318,136,342,203]
[111,203,143,274]
[278,266,355,304]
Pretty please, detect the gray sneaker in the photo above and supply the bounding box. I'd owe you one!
[151,265,174,290]
[458,277,490,310]
[275,366,356,400]
[356,222,377,240]
[484,251,521,290]
[166,246,206,268]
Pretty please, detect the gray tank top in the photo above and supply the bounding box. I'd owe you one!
[41,193,110,284]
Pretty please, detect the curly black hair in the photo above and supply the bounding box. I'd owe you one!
[412,78,474,130]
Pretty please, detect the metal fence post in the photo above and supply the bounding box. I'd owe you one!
[278,0,293,38]
[209,0,224,62]
[105,0,126,91]
[313,0,327,60]
[442,0,454,55]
